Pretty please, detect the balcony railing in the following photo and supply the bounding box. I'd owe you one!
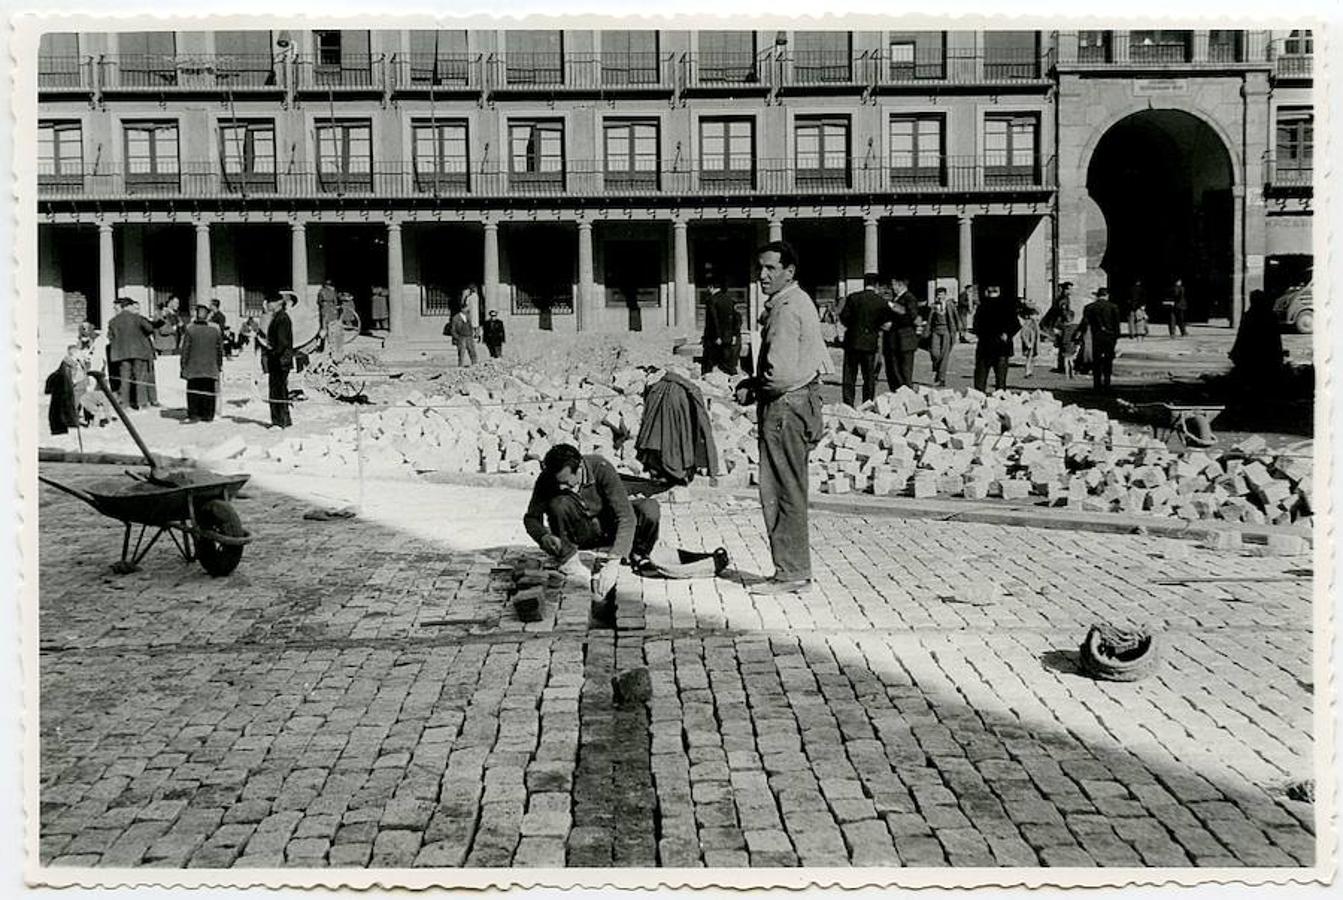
[1270,40,1313,79]
[97,54,283,91]
[481,51,676,90]
[37,156,1056,202]
[874,47,1054,85]
[38,55,92,91]
[293,54,380,90]
[389,53,480,91]
[681,51,770,88]
[1062,30,1274,68]
[1266,157,1313,190]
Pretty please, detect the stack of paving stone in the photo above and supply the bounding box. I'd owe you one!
[249,360,1309,526]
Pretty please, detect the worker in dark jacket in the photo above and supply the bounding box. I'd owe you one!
[482,310,506,358]
[1075,286,1123,392]
[107,297,157,409]
[971,284,1021,393]
[881,276,923,391]
[256,292,293,428]
[839,273,895,406]
[524,444,661,577]
[635,370,720,485]
[701,279,741,376]
[179,303,225,423]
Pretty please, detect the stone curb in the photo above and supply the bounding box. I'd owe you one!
[40,448,1310,547]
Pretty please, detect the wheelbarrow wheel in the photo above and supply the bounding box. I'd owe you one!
[197,499,245,577]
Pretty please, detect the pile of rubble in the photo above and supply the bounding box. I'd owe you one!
[244,361,1310,526]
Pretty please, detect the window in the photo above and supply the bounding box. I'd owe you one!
[795,117,849,187]
[1276,109,1313,185]
[605,241,662,308]
[1284,29,1313,55]
[1209,30,1243,63]
[215,31,275,88]
[983,114,1038,185]
[124,121,180,192]
[700,117,754,186]
[408,30,470,85]
[505,31,563,85]
[39,32,81,88]
[315,120,373,192]
[1077,31,1111,63]
[793,32,851,83]
[38,121,82,190]
[118,32,176,87]
[604,120,659,189]
[887,31,945,80]
[888,115,944,185]
[311,30,372,86]
[509,120,565,190]
[698,32,757,83]
[602,31,659,85]
[413,120,470,192]
[1279,30,1313,78]
[219,121,276,192]
[1130,30,1192,63]
[982,31,1039,79]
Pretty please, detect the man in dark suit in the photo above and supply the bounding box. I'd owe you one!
[179,302,225,423]
[106,297,157,409]
[881,276,922,391]
[972,284,1021,393]
[1076,286,1123,392]
[838,272,893,407]
[256,292,294,428]
[700,277,741,376]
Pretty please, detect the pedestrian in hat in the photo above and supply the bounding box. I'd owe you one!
[1075,286,1123,392]
[106,297,157,409]
[255,292,294,428]
[971,285,1019,393]
[179,302,224,423]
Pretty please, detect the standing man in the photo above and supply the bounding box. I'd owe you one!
[957,282,978,342]
[1165,278,1189,337]
[208,298,227,332]
[701,277,742,376]
[1075,286,1122,392]
[744,241,832,596]
[971,284,1020,393]
[881,276,923,391]
[318,281,343,360]
[446,306,477,367]
[838,272,892,406]
[107,297,156,409]
[920,286,962,387]
[482,310,506,358]
[179,302,224,423]
[256,292,293,428]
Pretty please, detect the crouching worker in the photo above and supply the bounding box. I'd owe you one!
[524,443,729,584]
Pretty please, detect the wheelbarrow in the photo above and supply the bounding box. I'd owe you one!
[1117,400,1225,449]
[38,371,253,576]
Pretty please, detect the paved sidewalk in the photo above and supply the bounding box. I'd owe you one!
[37,464,1316,869]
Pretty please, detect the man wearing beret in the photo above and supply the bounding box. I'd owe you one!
[179,302,224,423]
[106,296,157,409]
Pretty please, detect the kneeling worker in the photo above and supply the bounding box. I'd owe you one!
[524,443,728,582]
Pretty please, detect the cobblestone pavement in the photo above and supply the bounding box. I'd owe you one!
[37,463,1316,869]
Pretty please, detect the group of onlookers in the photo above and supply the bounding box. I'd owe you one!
[443,284,507,367]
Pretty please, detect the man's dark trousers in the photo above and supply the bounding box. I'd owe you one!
[841,349,878,407]
[882,334,916,391]
[972,347,1010,393]
[116,358,151,408]
[545,494,660,562]
[758,382,822,583]
[1092,339,1116,390]
[267,366,291,427]
[186,377,217,421]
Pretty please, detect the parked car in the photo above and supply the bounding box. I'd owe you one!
[1272,280,1314,334]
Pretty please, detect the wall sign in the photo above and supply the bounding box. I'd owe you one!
[1133,79,1189,96]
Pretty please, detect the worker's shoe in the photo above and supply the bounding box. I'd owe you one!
[557,554,589,582]
[749,578,812,596]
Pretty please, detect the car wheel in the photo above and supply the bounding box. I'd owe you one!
[1294,310,1314,334]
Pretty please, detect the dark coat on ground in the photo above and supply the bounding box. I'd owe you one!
[635,371,720,485]
[839,289,894,353]
[46,361,79,435]
[107,310,155,363]
[180,321,225,380]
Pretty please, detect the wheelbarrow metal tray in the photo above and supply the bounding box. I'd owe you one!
[77,473,250,527]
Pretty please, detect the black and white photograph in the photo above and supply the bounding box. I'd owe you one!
[13,8,1332,889]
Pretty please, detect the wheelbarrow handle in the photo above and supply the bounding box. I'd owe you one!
[89,371,160,473]
[37,475,99,508]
